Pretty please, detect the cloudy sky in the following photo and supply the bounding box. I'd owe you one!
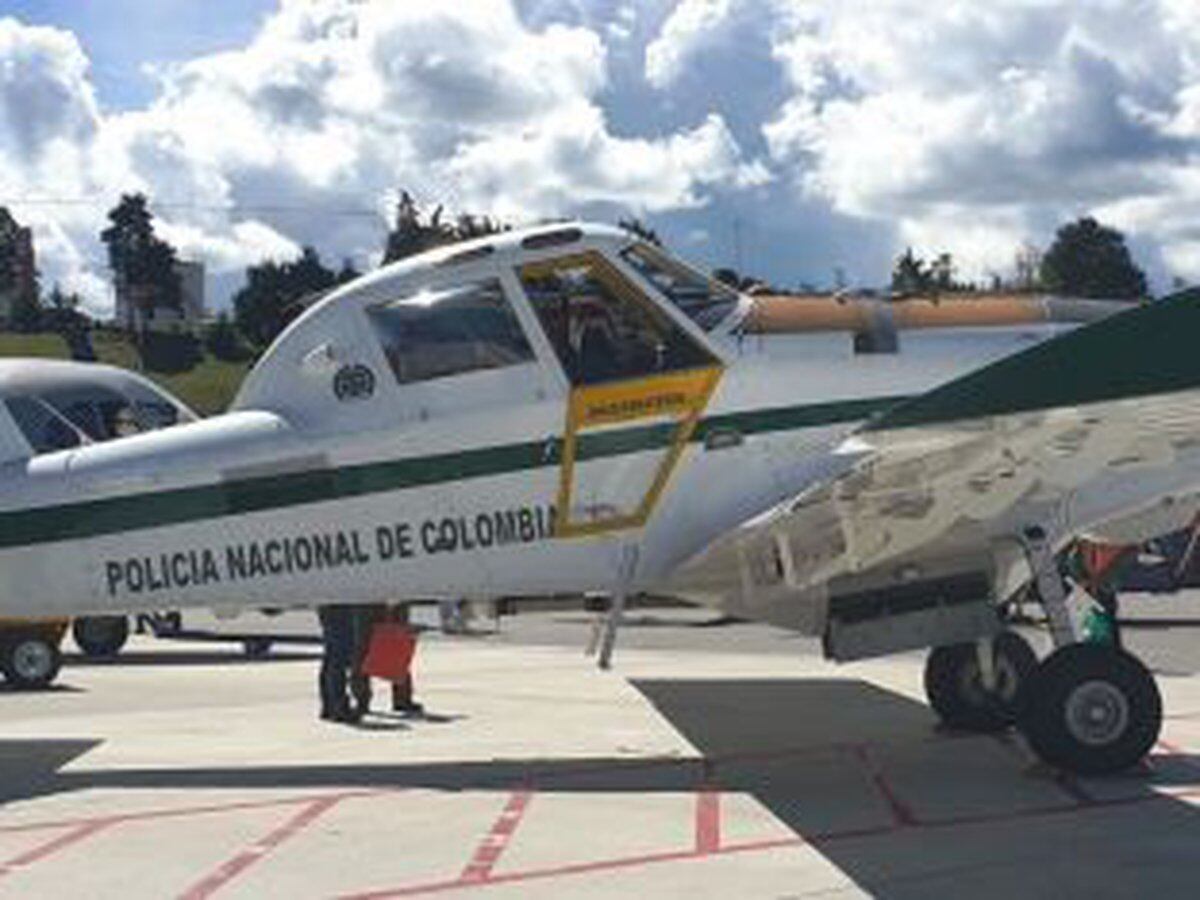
[1,0,1198,315]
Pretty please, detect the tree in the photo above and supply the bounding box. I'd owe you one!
[618,217,662,246]
[6,284,41,333]
[930,252,956,292]
[383,191,449,264]
[0,207,40,331]
[1014,243,1042,293]
[204,311,250,362]
[382,190,510,265]
[713,267,742,289]
[891,248,930,294]
[100,194,182,334]
[233,246,339,348]
[43,284,94,360]
[1039,217,1147,300]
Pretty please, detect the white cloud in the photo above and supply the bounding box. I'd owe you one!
[750,1,1200,284]
[0,2,761,315]
[645,0,742,89]
[5,0,1200,308]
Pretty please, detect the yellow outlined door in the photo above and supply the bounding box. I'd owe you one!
[518,251,724,539]
[555,367,722,537]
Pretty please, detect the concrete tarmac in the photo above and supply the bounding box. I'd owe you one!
[4,602,1200,898]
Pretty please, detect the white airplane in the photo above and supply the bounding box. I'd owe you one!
[1,222,1196,775]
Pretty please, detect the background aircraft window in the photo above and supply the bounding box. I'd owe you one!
[621,244,739,332]
[39,385,148,441]
[520,252,717,386]
[5,396,83,454]
[366,278,534,385]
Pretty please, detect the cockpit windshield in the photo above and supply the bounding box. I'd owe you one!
[620,244,740,332]
[3,376,195,455]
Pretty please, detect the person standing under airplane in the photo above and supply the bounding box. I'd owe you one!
[352,603,423,719]
[317,604,360,723]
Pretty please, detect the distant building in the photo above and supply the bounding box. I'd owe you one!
[176,260,206,323]
[0,208,37,321]
[114,259,207,333]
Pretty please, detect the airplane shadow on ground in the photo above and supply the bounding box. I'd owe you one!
[4,679,1200,897]
[61,649,319,668]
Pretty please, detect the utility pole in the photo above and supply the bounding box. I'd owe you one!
[733,216,743,277]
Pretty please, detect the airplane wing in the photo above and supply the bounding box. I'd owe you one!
[670,288,1200,639]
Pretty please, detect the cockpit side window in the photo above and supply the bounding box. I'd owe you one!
[519,251,717,386]
[5,396,83,454]
[365,278,535,386]
[620,244,740,332]
[40,385,146,441]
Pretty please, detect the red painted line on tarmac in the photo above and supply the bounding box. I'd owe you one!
[693,759,721,854]
[0,789,386,836]
[177,795,343,900]
[341,784,1200,899]
[695,788,721,854]
[850,744,916,827]
[458,789,533,883]
[0,819,114,879]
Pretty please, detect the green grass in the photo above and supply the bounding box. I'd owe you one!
[0,330,253,416]
[0,332,71,358]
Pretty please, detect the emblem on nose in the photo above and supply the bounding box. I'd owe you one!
[333,364,376,401]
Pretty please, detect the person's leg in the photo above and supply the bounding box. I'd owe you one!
[348,605,383,717]
[320,607,355,722]
[318,607,339,719]
[391,673,423,715]
[350,671,372,717]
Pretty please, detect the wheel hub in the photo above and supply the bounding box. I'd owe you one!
[1065,679,1130,746]
[13,641,52,680]
[960,656,1019,705]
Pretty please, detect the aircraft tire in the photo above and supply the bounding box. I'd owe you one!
[72,616,130,658]
[243,638,272,659]
[1017,643,1161,775]
[1,633,63,690]
[924,632,1037,732]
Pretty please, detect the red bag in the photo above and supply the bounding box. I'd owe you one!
[360,623,416,682]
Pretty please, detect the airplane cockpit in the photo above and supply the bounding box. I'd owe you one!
[228,223,742,542]
[0,360,197,463]
[234,223,745,433]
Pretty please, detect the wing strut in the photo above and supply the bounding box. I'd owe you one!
[585,544,640,670]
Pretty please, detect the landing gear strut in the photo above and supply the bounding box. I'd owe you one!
[1014,525,1163,774]
[925,632,1037,731]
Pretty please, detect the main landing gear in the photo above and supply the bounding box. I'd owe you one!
[924,632,1037,732]
[924,527,1163,775]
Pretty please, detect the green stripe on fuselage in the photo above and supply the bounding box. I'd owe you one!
[868,288,1200,432]
[0,395,907,550]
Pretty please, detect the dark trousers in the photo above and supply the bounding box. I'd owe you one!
[318,606,355,716]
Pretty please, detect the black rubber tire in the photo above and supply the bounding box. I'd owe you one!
[925,632,1038,732]
[72,616,130,658]
[243,638,272,659]
[1017,643,1161,775]
[1,634,63,690]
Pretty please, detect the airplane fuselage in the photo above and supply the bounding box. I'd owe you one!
[0,321,1077,619]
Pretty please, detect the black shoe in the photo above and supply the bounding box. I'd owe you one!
[321,705,358,724]
[393,701,425,716]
